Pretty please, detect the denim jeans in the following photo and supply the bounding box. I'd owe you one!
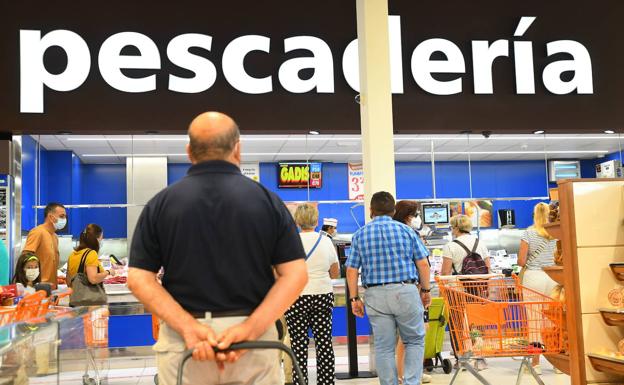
[365,283,425,385]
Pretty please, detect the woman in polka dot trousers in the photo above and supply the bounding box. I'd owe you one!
[286,204,341,385]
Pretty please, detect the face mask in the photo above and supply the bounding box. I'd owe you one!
[98,239,104,249]
[25,268,40,282]
[410,216,422,231]
[54,217,67,231]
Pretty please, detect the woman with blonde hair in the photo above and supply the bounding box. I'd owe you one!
[518,202,558,374]
[285,203,340,385]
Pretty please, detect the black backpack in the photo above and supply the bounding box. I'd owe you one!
[453,238,488,275]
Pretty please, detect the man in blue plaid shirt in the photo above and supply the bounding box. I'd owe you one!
[346,191,430,385]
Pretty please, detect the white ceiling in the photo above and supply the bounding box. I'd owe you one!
[31,133,623,164]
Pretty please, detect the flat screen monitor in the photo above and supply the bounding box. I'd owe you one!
[421,203,450,225]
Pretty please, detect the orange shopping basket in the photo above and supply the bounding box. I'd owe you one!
[14,290,51,321]
[437,274,564,385]
[83,307,109,348]
[80,307,110,385]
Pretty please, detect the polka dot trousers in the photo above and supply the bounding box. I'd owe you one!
[285,293,335,385]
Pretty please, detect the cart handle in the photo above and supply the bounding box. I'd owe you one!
[177,341,305,385]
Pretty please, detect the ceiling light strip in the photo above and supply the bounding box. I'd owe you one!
[80,149,609,157]
[66,135,619,142]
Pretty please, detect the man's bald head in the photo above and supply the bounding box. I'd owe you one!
[187,112,241,164]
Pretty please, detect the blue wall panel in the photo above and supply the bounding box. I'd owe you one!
[108,314,155,348]
[70,155,83,236]
[21,136,37,232]
[434,162,472,199]
[168,163,190,185]
[471,161,549,198]
[24,147,622,238]
[79,164,127,238]
[39,152,73,234]
[395,162,433,199]
[36,150,48,226]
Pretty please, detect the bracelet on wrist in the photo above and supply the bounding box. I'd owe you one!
[420,288,431,293]
[349,296,361,303]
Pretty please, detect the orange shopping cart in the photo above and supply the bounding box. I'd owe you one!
[437,274,564,385]
[0,290,53,326]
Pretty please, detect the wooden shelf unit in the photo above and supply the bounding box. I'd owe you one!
[554,179,624,385]
[588,354,624,376]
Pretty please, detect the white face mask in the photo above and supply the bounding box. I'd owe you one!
[25,268,40,282]
[98,239,104,249]
[410,216,423,231]
[54,217,67,231]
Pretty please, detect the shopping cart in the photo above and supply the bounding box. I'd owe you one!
[437,274,564,385]
[81,307,110,385]
[14,291,51,321]
[176,341,304,385]
[423,297,453,374]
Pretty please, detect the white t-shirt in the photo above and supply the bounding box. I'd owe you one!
[300,232,339,295]
[442,234,490,274]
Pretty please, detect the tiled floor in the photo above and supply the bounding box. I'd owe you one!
[26,344,571,385]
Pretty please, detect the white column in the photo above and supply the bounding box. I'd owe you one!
[126,157,167,252]
[356,0,396,222]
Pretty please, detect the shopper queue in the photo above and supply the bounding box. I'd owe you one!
[4,111,564,385]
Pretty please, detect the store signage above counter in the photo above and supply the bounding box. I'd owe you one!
[1,0,622,134]
[19,16,593,114]
[278,163,322,189]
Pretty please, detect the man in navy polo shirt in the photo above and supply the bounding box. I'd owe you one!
[346,191,431,385]
[128,112,308,385]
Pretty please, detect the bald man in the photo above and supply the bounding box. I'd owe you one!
[128,112,308,385]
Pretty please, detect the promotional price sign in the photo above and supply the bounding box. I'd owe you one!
[241,163,260,182]
[348,163,364,201]
[278,163,322,188]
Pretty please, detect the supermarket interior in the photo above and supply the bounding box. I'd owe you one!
[1,1,624,385]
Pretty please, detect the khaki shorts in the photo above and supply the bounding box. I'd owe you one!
[154,316,280,385]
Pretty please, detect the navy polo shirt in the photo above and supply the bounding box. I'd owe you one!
[129,160,305,313]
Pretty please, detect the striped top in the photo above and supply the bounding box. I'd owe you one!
[346,216,429,286]
[521,228,556,270]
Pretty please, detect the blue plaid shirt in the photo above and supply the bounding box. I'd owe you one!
[346,216,429,286]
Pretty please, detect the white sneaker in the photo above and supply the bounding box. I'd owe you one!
[554,367,563,374]
[422,373,432,383]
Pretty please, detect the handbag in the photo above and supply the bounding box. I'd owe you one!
[69,249,107,307]
[518,240,549,283]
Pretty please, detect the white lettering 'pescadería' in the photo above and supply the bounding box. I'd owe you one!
[19,16,594,113]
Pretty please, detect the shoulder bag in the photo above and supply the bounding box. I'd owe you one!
[69,249,107,307]
[305,233,324,261]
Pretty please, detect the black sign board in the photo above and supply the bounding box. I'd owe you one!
[0,0,622,135]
